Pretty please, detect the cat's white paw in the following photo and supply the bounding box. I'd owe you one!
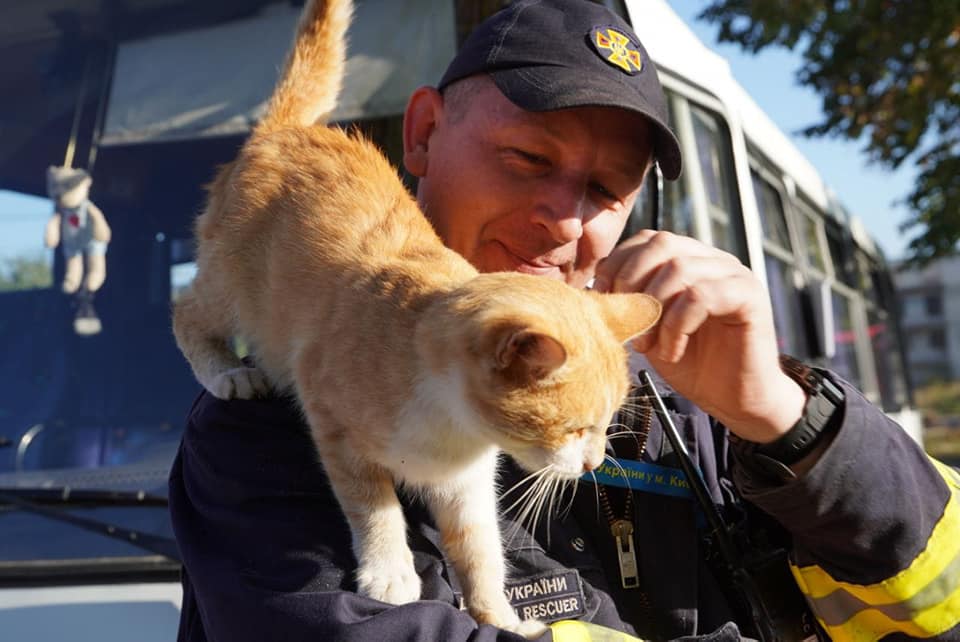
[503,618,549,640]
[356,557,421,605]
[471,597,547,639]
[206,367,270,400]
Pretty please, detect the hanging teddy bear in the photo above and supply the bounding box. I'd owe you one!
[43,166,111,295]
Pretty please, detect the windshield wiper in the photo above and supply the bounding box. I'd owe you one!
[0,487,181,562]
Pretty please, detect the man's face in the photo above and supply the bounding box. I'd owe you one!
[403,76,653,289]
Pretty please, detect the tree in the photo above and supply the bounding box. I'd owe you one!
[0,254,53,291]
[698,0,960,264]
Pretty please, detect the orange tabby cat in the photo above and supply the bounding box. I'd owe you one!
[172,0,660,636]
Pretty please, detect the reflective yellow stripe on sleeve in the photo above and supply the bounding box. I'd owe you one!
[789,459,960,641]
[549,620,645,642]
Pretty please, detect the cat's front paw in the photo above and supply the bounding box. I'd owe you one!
[356,557,421,605]
[207,367,270,399]
[472,598,547,639]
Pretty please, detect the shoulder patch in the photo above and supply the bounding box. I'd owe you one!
[505,569,587,623]
[589,26,643,75]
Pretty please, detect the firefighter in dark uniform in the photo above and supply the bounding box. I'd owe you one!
[169,1,960,640]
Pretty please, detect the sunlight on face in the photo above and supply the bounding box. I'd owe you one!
[410,76,653,289]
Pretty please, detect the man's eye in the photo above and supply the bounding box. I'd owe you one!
[511,149,548,165]
[590,182,618,201]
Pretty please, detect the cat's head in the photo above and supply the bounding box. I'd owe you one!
[419,272,660,479]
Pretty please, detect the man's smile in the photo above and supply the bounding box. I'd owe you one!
[492,241,574,277]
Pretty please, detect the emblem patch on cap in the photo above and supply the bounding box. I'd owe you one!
[590,26,643,75]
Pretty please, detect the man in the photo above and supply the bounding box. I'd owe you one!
[169,1,960,640]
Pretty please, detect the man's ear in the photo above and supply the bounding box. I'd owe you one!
[403,86,444,178]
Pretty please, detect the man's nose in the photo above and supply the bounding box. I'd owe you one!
[532,184,585,244]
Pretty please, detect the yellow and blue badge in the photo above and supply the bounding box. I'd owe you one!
[589,26,643,75]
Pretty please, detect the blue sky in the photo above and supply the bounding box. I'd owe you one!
[669,0,917,261]
[1,2,918,268]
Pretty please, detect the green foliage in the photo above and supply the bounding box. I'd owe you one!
[698,0,960,264]
[916,380,960,420]
[0,254,53,291]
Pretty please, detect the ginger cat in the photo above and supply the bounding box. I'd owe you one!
[172,0,660,636]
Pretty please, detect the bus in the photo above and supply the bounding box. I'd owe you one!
[0,0,919,638]
[616,0,919,440]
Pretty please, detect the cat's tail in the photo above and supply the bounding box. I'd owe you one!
[256,0,353,133]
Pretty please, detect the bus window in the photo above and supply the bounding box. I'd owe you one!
[857,249,911,411]
[169,237,196,303]
[829,290,863,389]
[751,172,792,250]
[663,168,695,237]
[619,92,693,241]
[0,191,54,292]
[797,210,826,273]
[867,306,909,411]
[661,95,695,238]
[825,221,856,287]
[689,104,746,263]
[750,169,811,358]
[765,254,812,357]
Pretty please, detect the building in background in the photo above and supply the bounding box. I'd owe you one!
[895,256,960,386]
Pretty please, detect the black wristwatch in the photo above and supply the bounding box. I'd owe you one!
[732,355,845,481]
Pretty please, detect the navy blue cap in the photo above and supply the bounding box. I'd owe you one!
[438,0,682,180]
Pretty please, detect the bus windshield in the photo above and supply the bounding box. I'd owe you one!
[0,187,195,569]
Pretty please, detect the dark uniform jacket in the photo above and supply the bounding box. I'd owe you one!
[168,366,960,641]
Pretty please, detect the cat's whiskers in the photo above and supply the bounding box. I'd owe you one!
[523,473,549,541]
[603,453,631,486]
[530,472,560,548]
[618,400,652,418]
[504,469,552,546]
[557,477,578,522]
[508,466,567,548]
[502,469,550,517]
[589,470,601,522]
[499,464,551,504]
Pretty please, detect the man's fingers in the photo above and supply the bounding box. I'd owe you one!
[595,231,733,293]
[645,273,757,363]
[642,254,747,305]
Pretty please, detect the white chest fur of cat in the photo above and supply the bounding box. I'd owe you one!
[171,0,660,637]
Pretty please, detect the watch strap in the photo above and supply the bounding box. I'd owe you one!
[731,355,845,480]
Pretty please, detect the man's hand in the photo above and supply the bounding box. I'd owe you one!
[594,230,805,444]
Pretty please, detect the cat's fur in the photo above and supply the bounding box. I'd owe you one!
[172,0,660,635]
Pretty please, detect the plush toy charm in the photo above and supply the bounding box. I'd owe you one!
[44,166,111,335]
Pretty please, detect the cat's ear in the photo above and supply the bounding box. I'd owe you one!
[491,326,567,384]
[590,292,662,344]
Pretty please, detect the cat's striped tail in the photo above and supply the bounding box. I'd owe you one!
[256,0,353,133]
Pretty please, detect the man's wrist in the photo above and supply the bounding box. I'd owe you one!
[730,356,846,482]
[725,372,807,444]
